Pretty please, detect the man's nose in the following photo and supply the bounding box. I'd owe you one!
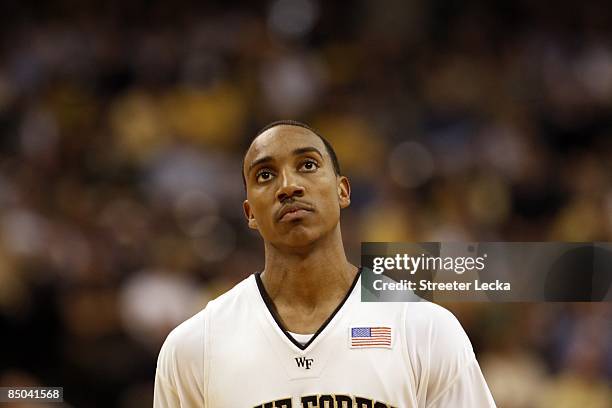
[276,170,304,202]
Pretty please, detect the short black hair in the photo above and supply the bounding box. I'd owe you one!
[242,120,342,190]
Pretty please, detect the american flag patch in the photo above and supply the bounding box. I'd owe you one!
[350,327,392,348]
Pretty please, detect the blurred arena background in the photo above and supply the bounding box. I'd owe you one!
[0,1,611,407]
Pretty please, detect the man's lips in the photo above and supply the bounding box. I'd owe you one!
[277,203,314,222]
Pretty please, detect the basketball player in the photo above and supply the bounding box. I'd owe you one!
[154,121,496,407]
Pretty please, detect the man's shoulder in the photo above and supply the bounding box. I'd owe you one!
[162,307,206,354]
[157,307,206,379]
[404,301,461,328]
[160,274,256,356]
[355,289,466,343]
[204,273,256,315]
[364,299,460,327]
[404,301,474,360]
[395,301,472,350]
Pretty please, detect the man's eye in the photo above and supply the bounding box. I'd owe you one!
[300,160,319,172]
[256,171,274,182]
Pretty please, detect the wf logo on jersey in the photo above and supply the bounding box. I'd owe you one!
[294,356,314,369]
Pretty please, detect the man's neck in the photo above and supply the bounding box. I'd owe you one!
[259,227,359,333]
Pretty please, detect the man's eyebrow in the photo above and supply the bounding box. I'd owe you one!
[247,146,324,175]
[292,146,324,159]
[247,156,273,175]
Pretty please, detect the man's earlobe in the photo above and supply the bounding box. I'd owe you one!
[243,200,259,230]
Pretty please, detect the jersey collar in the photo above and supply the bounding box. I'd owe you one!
[254,267,362,351]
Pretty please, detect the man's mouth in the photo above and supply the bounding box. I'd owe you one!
[277,204,313,222]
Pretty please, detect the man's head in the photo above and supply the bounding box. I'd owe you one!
[242,120,351,249]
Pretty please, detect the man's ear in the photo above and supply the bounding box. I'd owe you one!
[243,200,258,229]
[337,176,351,209]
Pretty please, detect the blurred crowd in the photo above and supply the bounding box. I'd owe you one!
[0,1,610,407]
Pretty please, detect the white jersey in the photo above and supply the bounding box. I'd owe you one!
[154,272,496,407]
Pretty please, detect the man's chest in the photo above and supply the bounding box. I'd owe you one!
[206,316,419,408]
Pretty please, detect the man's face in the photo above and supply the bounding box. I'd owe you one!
[242,125,350,249]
